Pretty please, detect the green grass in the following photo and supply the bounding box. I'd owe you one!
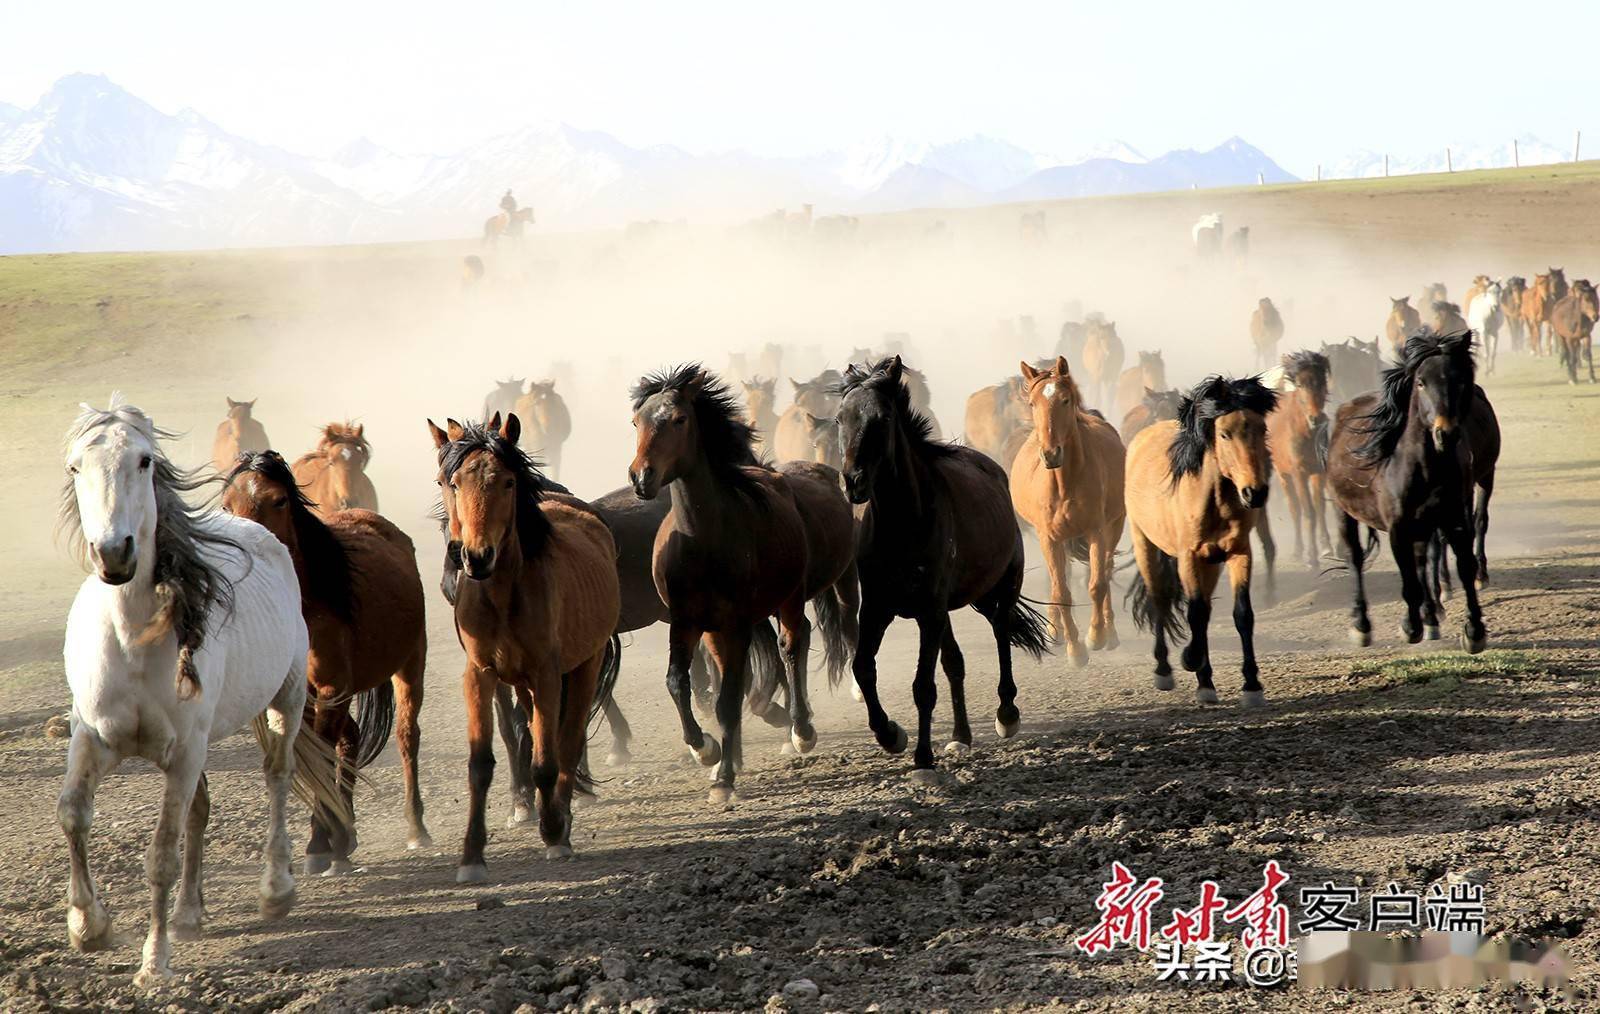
[1353,650,1542,695]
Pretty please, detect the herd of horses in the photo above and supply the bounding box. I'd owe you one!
[53,272,1535,984]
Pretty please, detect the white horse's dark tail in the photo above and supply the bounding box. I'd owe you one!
[250,715,357,828]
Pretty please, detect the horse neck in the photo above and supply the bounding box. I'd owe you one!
[872,413,933,517]
[103,522,163,641]
[667,451,738,539]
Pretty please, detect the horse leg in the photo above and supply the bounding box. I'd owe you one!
[689,640,716,719]
[837,561,866,703]
[1341,513,1372,646]
[852,596,908,754]
[133,747,205,987]
[603,694,634,767]
[1253,506,1277,604]
[258,667,305,917]
[1178,555,1222,704]
[1226,551,1265,707]
[492,683,535,827]
[704,629,751,803]
[1390,527,1426,644]
[328,702,360,871]
[667,621,720,765]
[59,723,121,951]
[170,773,209,941]
[1308,473,1331,563]
[1281,471,1305,566]
[909,612,949,774]
[303,690,340,874]
[1447,517,1488,653]
[974,554,1026,738]
[1086,524,1119,651]
[1429,528,1453,603]
[1474,476,1494,588]
[1043,533,1084,664]
[778,596,816,754]
[545,654,602,855]
[1131,526,1174,689]
[939,626,973,752]
[456,665,498,883]
[395,644,432,850]
[1415,537,1443,640]
[1587,335,1596,383]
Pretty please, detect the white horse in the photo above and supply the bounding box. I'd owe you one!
[1466,279,1505,374]
[1191,212,1224,257]
[58,402,343,987]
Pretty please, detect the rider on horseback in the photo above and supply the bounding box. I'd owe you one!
[500,189,517,215]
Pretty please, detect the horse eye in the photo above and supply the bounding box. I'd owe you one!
[504,479,514,489]
[68,464,79,476]
[138,455,152,470]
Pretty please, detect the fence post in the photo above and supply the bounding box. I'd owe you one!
[1513,139,1520,167]
[1316,163,1322,182]
[1383,154,1389,177]
[1446,148,1452,172]
[1257,171,1264,185]
[1576,129,1583,162]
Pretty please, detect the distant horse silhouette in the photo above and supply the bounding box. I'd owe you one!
[211,398,269,472]
[1431,300,1467,334]
[1385,298,1422,361]
[1266,351,1333,567]
[1323,338,1383,405]
[1499,277,1528,353]
[964,375,1031,469]
[292,423,378,516]
[1250,298,1284,370]
[481,378,524,422]
[483,207,535,246]
[1550,278,1598,383]
[742,376,779,448]
[773,369,843,461]
[1116,351,1166,417]
[1523,273,1555,356]
[1120,387,1182,446]
[514,380,573,479]
[1466,279,1504,374]
[1080,318,1125,411]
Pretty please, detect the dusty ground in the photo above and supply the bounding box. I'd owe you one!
[2,173,1599,1011]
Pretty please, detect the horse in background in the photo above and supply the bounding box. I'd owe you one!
[1523,273,1555,356]
[1466,279,1504,374]
[1418,282,1447,309]
[1058,318,1088,366]
[1500,277,1528,353]
[1267,351,1333,567]
[211,398,269,472]
[1431,301,1467,334]
[482,378,524,422]
[514,380,573,479]
[1250,298,1284,370]
[1228,226,1250,264]
[483,207,534,246]
[1009,357,1126,665]
[1116,351,1167,417]
[1463,275,1492,316]
[742,376,779,448]
[57,403,345,985]
[293,423,378,515]
[1124,376,1278,706]
[802,412,844,469]
[223,452,430,874]
[1326,330,1487,654]
[1081,318,1125,412]
[430,414,620,880]
[1323,338,1383,405]
[773,369,843,461]
[1192,213,1224,258]
[1385,298,1422,361]
[964,376,1031,470]
[837,356,1050,775]
[1120,387,1183,446]
[1550,278,1599,383]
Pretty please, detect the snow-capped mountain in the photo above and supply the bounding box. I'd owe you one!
[1328,135,1573,179]
[0,74,1294,253]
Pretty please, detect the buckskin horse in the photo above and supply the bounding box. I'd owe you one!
[836,356,1050,777]
[1116,351,1167,421]
[1266,351,1333,567]
[1124,376,1279,706]
[210,398,270,472]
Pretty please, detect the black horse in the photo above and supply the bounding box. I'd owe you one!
[836,356,1050,777]
[1327,329,1489,653]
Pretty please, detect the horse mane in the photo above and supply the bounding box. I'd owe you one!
[838,357,953,458]
[1141,387,1183,420]
[1354,328,1476,461]
[1167,375,1279,485]
[437,420,553,559]
[58,401,239,699]
[632,364,768,494]
[318,421,371,460]
[1281,349,1331,389]
[225,451,354,622]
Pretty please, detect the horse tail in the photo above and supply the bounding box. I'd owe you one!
[812,579,857,691]
[351,678,396,769]
[588,634,623,729]
[1126,549,1188,644]
[1001,597,1053,661]
[1065,536,1092,564]
[251,713,358,830]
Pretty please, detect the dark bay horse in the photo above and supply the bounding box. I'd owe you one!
[430,415,621,880]
[837,356,1050,776]
[1125,376,1278,706]
[630,366,857,802]
[1266,351,1333,567]
[1550,278,1598,384]
[1326,330,1488,653]
[1385,298,1422,360]
[223,452,430,873]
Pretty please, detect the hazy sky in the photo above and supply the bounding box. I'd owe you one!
[4,0,1596,174]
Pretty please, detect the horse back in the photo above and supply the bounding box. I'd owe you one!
[921,446,1024,607]
[317,509,426,687]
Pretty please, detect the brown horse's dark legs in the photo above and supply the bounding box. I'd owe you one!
[457,665,497,883]
[688,642,715,717]
[705,630,750,803]
[852,599,907,754]
[1228,554,1264,706]
[526,666,566,850]
[491,683,535,826]
[1390,528,1425,643]
[545,655,601,854]
[1473,479,1493,587]
[1282,473,1305,564]
[666,622,718,765]
[1308,474,1331,564]
[939,626,972,750]
[1178,558,1220,703]
[1341,513,1373,646]
[305,695,356,873]
[909,613,947,771]
[395,647,431,850]
[1253,509,1277,604]
[779,600,816,753]
[1447,523,1487,653]
[1418,538,1444,637]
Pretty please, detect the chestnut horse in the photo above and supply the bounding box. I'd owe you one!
[1550,278,1598,384]
[1116,351,1167,420]
[742,376,780,448]
[211,398,269,472]
[630,366,857,802]
[1080,318,1125,413]
[773,369,843,462]
[1250,298,1284,370]
[837,357,1051,775]
[1327,330,1487,653]
[1385,298,1422,361]
[1125,376,1278,706]
[1266,351,1333,567]
[292,423,378,516]
[963,375,1031,469]
[223,452,430,873]
[1120,387,1182,446]
[1009,357,1126,665]
[1500,277,1528,353]
[430,415,621,880]
[513,380,573,479]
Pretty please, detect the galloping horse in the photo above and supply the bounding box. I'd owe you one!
[211,398,269,472]
[224,451,431,873]
[1250,298,1284,370]
[1116,351,1167,419]
[1466,279,1504,374]
[482,378,525,423]
[1124,376,1278,706]
[773,369,843,462]
[630,366,857,802]
[1385,298,1422,361]
[1431,301,1467,334]
[1523,273,1555,356]
[483,206,535,246]
[1120,387,1182,446]
[802,412,844,469]
[741,376,779,448]
[1266,351,1333,567]
[1080,318,1125,412]
[292,423,378,515]
[514,380,573,479]
[1550,278,1598,384]
[1009,357,1126,664]
[963,375,1030,468]
[429,415,620,879]
[58,403,344,985]
[1323,338,1383,405]
[1327,330,1487,653]
[837,357,1050,775]
[1500,277,1528,353]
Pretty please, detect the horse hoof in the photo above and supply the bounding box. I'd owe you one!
[321,858,355,878]
[884,722,908,754]
[779,740,796,756]
[506,804,535,828]
[850,682,865,703]
[1153,672,1175,691]
[304,852,333,876]
[1100,631,1120,651]
[455,864,490,885]
[605,748,631,768]
[1240,690,1268,709]
[907,767,943,785]
[1424,625,1441,641]
[1401,624,1422,644]
[690,736,722,767]
[1066,643,1089,668]
[407,831,434,851]
[67,902,114,952]
[259,887,296,920]
[133,965,175,990]
[1462,632,1488,655]
[994,716,1020,739]
[790,727,817,755]
[944,740,971,756]
[1475,575,1489,589]
[1196,687,1219,705]
[1348,627,1371,647]
[169,916,204,942]
[707,784,738,805]
[545,845,574,860]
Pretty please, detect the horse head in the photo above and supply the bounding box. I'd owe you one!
[315,423,372,511]
[1020,356,1083,469]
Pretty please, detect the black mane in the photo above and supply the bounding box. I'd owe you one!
[838,357,952,457]
[1167,375,1279,484]
[227,451,355,622]
[1354,328,1476,462]
[437,420,553,558]
[632,363,766,491]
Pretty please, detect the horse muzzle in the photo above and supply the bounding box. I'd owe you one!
[462,546,497,580]
[92,535,137,585]
[630,467,660,500]
[1240,485,1270,509]
[1039,446,1064,469]
[843,469,872,505]
[1431,417,1457,452]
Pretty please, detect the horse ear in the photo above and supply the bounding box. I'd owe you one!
[227,397,238,408]
[352,423,364,439]
[427,419,449,449]
[501,413,521,446]
[487,411,502,431]
[247,399,256,409]
[790,378,803,393]
[886,355,904,384]
[803,412,821,433]
[446,418,466,442]
[1019,360,1039,381]
[1054,355,1069,375]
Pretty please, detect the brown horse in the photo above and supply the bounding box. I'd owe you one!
[1385,297,1422,360]
[802,412,844,469]
[1009,357,1126,664]
[773,369,843,462]
[963,375,1031,468]
[223,452,430,873]
[1080,318,1125,412]
[1550,278,1599,383]
[742,376,779,448]
[1500,277,1528,353]
[429,414,621,880]
[211,398,270,472]
[1431,301,1467,334]
[1266,351,1333,568]
[482,207,534,246]
[630,366,857,802]
[1125,376,1278,706]
[481,378,524,422]
[1120,387,1182,446]
[292,423,378,516]
[1250,298,1284,370]
[513,380,573,479]
[1418,282,1447,309]
[1116,351,1167,419]
[1523,273,1554,356]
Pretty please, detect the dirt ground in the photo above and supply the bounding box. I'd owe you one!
[2,174,1599,1012]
